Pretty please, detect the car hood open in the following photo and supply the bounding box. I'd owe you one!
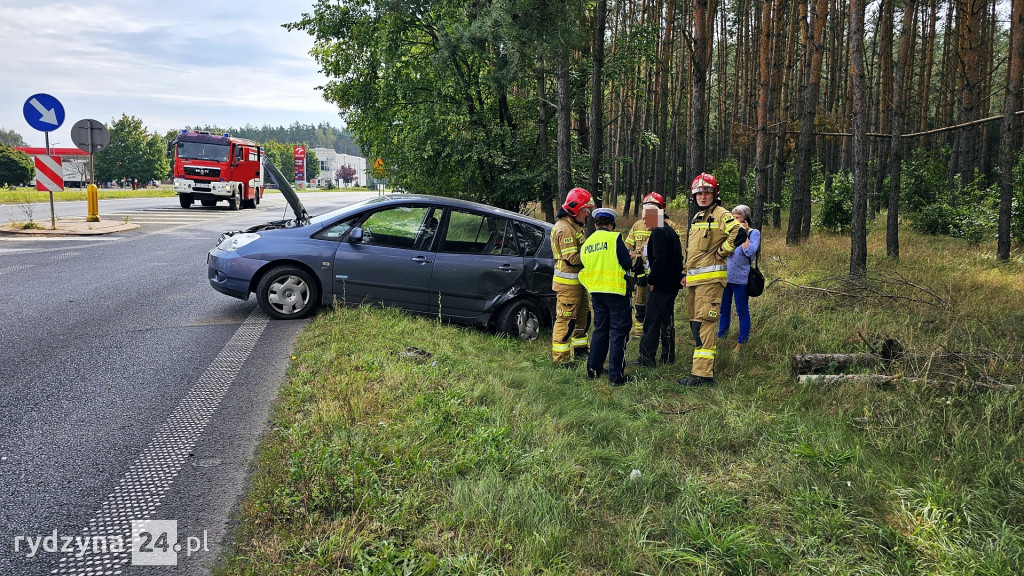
[262,159,309,225]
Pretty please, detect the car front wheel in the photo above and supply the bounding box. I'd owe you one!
[497,299,543,341]
[256,266,320,320]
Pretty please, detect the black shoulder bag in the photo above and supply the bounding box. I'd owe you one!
[747,237,765,298]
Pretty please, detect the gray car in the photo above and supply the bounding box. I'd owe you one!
[208,171,555,340]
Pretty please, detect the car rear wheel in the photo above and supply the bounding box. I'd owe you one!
[497,299,543,341]
[179,193,193,208]
[256,266,320,320]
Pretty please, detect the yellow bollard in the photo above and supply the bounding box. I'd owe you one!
[86,184,101,222]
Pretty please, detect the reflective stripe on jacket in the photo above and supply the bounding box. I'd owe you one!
[550,217,586,289]
[579,229,628,295]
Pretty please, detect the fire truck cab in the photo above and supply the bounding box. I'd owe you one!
[172,130,263,210]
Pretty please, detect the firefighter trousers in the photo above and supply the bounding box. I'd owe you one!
[687,283,724,378]
[552,286,591,363]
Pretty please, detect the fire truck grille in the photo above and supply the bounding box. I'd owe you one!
[185,166,221,178]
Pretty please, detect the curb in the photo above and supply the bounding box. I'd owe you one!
[0,221,141,236]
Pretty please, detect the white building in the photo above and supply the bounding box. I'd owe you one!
[312,148,368,188]
[14,147,91,188]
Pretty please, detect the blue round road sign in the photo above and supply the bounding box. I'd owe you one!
[23,93,66,132]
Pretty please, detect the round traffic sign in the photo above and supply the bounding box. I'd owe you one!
[71,119,110,153]
[23,93,66,132]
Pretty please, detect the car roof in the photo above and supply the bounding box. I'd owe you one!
[369,194,551,228]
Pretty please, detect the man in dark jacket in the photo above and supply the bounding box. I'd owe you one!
[636,204,683,366]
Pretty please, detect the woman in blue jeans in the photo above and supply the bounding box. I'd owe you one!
[718,204,760,352]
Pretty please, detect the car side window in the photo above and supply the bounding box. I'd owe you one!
[513,221,545,256]
[358,206,431,249]
[441,210,517,255]
[313,215,359,241]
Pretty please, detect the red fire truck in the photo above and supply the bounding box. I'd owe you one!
[172,130,263,210]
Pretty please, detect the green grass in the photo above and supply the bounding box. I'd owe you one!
[0,186,177,204]
[217,222,1024,575]
[0,185,376,205]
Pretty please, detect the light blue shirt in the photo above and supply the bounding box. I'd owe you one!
[726,228,760,284]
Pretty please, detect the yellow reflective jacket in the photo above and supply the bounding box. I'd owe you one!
[579,229,628,295]
[684,204,741,286]
[550,216,586,292]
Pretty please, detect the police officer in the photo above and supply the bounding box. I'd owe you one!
[679,173,744,386]
[550,187,594,365]
[579,208,633,386]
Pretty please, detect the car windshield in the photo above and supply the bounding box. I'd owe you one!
[308,196,390,225]
[177,141,230,161]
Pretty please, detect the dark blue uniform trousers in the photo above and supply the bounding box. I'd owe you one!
[588,292,633,383]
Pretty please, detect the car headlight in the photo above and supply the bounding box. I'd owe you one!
[217,232,261,251]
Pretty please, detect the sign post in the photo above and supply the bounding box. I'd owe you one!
[23,93,66,229]
[372,157,386,195]
[71,119,110,222]
[293,146,306,189]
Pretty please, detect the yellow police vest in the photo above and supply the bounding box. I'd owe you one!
[579,230,627,295]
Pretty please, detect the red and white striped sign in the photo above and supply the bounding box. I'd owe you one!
[34,155,64,192]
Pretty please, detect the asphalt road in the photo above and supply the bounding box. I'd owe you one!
[0,192,378,575]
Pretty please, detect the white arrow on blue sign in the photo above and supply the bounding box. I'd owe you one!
[23,93,66,132]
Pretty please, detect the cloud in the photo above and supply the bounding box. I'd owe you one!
[0,0,342,146]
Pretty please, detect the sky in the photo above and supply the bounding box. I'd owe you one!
[0,0,342,148]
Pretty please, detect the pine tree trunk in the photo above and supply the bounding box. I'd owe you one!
[872,0,895,217]
[998,0,1024,261]
[556,55,572,207]
[849,0,869,278]
[537,55,555,222]
[753,0,773,229]
[887,0,918,259]
[688,0,711,193]
[789,0,829,244]
[590,0,608,203]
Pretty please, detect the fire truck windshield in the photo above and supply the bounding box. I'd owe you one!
[176,141,230,162]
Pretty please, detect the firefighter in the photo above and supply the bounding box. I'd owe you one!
[625,192,682,361]
[679,173,744,387]
[550,187,594,365]
[579,208,633,385]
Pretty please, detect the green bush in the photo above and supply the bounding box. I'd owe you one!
[812,170,853,233]
[909,171,999,244]
[900,149,947,213]
[0,144,33,187]
[710,157,743,207]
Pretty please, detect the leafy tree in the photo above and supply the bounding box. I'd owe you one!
[306,148,320,182]
[0,128,27,147]
[0,144,34,186]
[287,0,587,211]
[261,140,295,183]
[95,115,168,185]
[337,165,358,186]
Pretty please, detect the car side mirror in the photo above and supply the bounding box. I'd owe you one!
[348,227,364,243]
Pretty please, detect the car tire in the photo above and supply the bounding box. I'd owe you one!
[179,193,193,208]
[256,266,320,320]
[497,299,543,341]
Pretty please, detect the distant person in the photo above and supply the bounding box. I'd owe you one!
[635,203,683,367]
[718,204,759,352]
[549,187,594,366]
[579,208,633,386]
[679,173,743,387]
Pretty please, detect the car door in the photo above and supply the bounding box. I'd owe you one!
[429,208,524,322]
[332,205,439,313]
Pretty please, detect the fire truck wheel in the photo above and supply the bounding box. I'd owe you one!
[179,193,193,208]
[228,189,240,210]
